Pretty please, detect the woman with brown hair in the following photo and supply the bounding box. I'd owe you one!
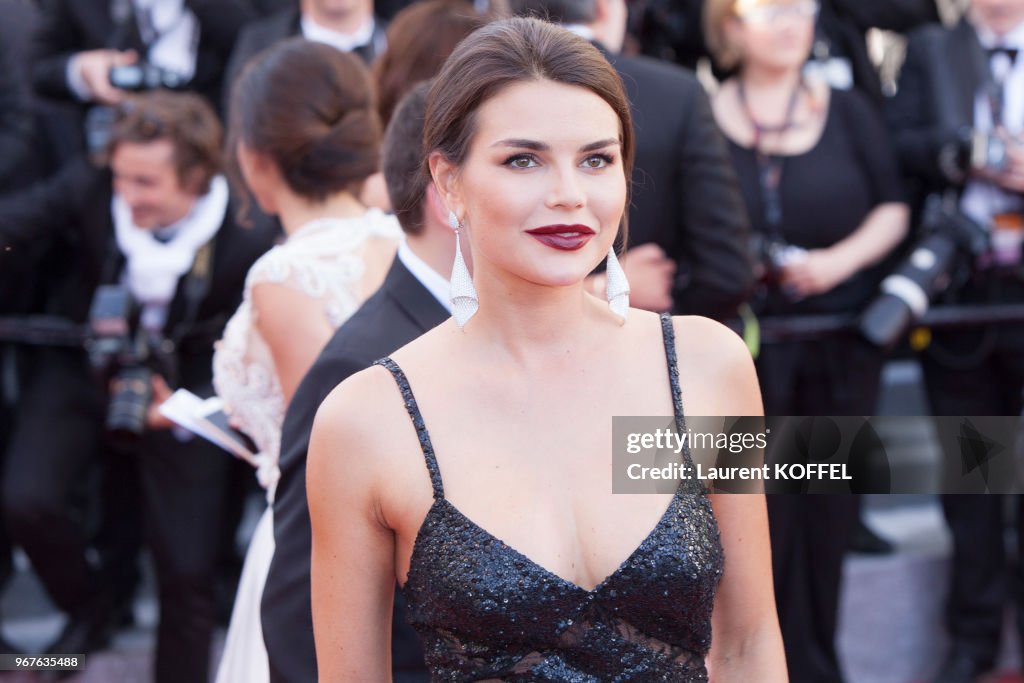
[361,0,490,210]
[373,0,491,128]
[309,17,786,681]
[212,38,400,682]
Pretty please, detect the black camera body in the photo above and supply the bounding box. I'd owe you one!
[859,195,990,348]
[87,285,175,443]
[109,63,188,92]
[939,128,1018,182]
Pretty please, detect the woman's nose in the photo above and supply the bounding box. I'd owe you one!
[545,163,586,210]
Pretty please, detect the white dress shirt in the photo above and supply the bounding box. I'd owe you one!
[961,20,1024,227]
[397,239,452,313]
[300,14,382,55]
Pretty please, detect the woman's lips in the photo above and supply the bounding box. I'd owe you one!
[525,224,595,251]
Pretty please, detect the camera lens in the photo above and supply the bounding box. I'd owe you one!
[107,365,153,442]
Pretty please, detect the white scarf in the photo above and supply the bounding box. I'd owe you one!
[112,175,228,313]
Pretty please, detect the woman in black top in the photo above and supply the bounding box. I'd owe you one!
[704,1,910,682]
[308,17,787,682]
[706,0,909,414]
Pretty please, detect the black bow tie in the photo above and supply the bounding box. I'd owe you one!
[988,46,1020,64]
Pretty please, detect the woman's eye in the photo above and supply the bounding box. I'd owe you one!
[582,154,614,169]
[504,154,538,169]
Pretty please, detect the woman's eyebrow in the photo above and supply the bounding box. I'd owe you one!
[491,138,547,150]
[490,138,620,152]
[580,138,620,152]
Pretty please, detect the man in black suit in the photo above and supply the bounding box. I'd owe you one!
[31,0,256,106]
[887,2,1024,681]
[223,0,387,111]
[262,82,445,683]
[0,91,276,682]
[29,0,256,158]
[511,0,754,319]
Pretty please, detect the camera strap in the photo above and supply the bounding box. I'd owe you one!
[171,237,216,346]
[737,77,806,239]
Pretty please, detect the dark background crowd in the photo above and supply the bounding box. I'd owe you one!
[0,0,1022,682]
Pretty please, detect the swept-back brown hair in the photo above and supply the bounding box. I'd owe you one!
[228,37,381,203]
[106,90,222,194]
[373,0,489,128]
[423,17,634,246]
[383,81,433,236]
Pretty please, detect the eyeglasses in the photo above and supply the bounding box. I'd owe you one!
[736,1,819,25]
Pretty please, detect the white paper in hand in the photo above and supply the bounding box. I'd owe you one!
[159,389,257,464]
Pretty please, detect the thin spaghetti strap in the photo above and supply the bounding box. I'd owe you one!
[373,357,445,499]
[658,313,687,432]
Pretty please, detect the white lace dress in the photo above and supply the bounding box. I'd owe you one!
[212,209,402,683]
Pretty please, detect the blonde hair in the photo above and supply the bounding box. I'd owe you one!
[703,0,789,71]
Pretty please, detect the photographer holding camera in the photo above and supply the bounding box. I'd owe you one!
[887,2,1024,681]
[29,0,258,162]
[0,91,275,682]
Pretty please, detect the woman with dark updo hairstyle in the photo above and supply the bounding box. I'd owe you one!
[309,17,786,681]
[212,37,401,683]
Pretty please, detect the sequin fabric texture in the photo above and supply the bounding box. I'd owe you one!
[373,314,725,682]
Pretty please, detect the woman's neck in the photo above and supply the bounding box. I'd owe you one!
[737,64,805,127]
[277,191,366,237]
[739,63,803,95]
[466,260,611,368]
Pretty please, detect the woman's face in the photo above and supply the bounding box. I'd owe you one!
[433,78,626,290]
[728,0,818,73]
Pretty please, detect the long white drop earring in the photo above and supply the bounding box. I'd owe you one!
[448,211,478,329]
[605,246,630,321]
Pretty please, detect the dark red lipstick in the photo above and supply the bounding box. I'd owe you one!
[525,224,595,251]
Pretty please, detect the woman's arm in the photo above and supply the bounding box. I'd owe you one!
[783,201,909,298]
[675,317,788,681]
[706,492,787,682]
[307,371,398,681]
[251,282,335,405]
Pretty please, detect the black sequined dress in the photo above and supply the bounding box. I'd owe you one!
[374,313,725,682]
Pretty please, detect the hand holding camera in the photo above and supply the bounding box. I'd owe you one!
[995,136,1024,193]
[89,285,179,442]
[969,128,1024,193]
[145,374,174,431]
[72,48,138,105]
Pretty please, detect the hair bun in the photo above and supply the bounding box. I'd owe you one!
[228,37,383,202]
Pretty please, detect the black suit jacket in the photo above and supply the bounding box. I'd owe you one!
[30,0,257,109]
[0,158,277,390]
[887,19,987,202]
[262,257,447,683]
[0,12,33,190]
[597,43,755,319]
[818,0,940,105]
[223,8,387,113]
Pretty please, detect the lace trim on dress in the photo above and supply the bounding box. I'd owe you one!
[212,210,402,503]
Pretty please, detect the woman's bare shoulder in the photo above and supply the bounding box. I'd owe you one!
[310,363,416,477]
[385,318,458,369]
[669,315,763,417]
